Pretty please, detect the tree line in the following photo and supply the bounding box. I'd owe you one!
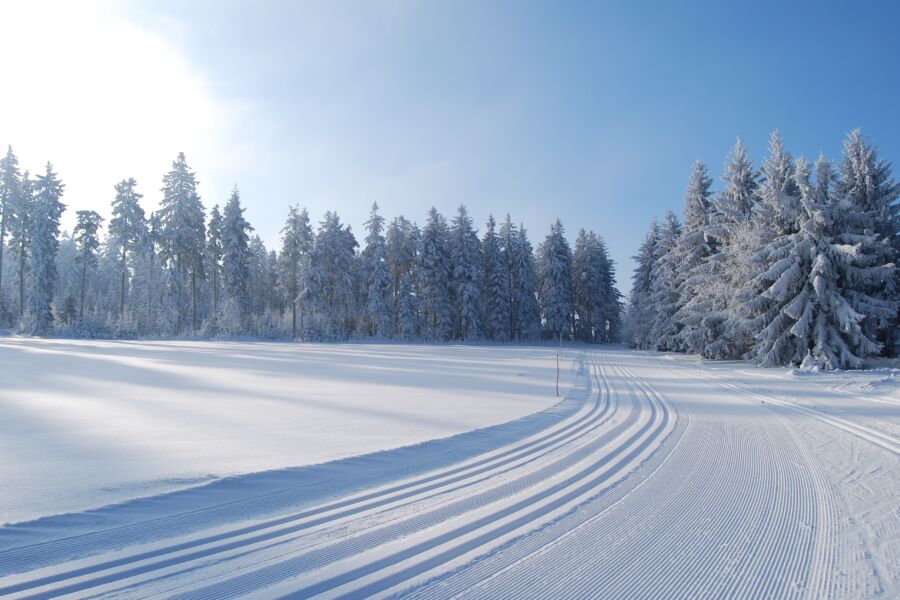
[626,130,898,369]
[0,149,622,342]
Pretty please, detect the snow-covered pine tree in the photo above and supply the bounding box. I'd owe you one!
[73,210,103,320]
[221,186,253,328]
[108,178,146,321]
[703,139,760,359]
[835,129,899,356]
[499,215,518,338]
[205,204,223,321]
[626,220,658,349]
[447,206,481,340]
[158,153,205,334]
[278,205,314,338]
[481,214,508,341]
[538,219,574,340]
[396,271,420,339]
[513,225,541,340]
[737,131,803,363]
[27,163,65,334]
[594,234,623,342]
[417,207,453,340]
[750,156,894,368]
[573,229,617,343]
[647,213,683,350]
[385,216,419,335]
[672,162,716,353]
[361,202,392,338]
[310,211,357,338]
[0,146,21,307]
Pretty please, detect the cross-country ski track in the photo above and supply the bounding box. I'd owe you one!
[1,346,898,599]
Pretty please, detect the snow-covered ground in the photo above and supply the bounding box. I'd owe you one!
[0,339,574,524]
[0,341,898,598]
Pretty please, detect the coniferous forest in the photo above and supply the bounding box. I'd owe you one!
[627,130,898,369]
[1,129,896,370]
[0,148,622,344]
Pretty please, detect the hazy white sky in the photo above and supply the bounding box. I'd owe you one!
[2,0,897,281]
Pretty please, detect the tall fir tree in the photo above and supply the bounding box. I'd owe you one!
[417,207,452,340]
[221,186,253,326]
[482,214,508,341]
[108,178,146,321]
[835,129,899,355]
[626,220,659,349]
[361,202,392,338]
[205,204,224,320]
[538,219,574,340]
[73,210,103,320]
[672,162,716,352]
[449,205,482,340]
[28,163,65,333]
[513,225,541,340]
[158,152,205,334]
[0,146,21,305]
[278,205,314,338]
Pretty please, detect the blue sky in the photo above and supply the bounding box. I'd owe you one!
[2,0,898,281]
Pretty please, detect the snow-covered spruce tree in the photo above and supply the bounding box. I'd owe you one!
[481,214,508,341]
[0,145,21,311]
[702,139,760,359]
[417,207,453,340]
[499,215,518,338]
[205,204,223,322]
[6,169,31,322]
[360,202,392,338]
[749,156,893,368]
[73,210,103,321]
[309,212,357,338]
[672,161,715,353]
[27,163,65,334]
[596,234,623,342]
[396,271,420,339]
[385,216,418,334]
[835,129,899,356]
[646,213,683,350]
[157,153,205,334]
[277,205,314,338]
[735,131,803,362]
[513,225,542,340]
[221,186,253,330]
[626,220,658,349]
[447,205,481,340]
[573,229,601,342]
[538,219,574,340]
[108,178,146,323]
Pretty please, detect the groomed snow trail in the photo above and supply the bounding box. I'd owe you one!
[0,347,897,598]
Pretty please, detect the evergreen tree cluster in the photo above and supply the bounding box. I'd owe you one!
[0,148,623,342]
[627,130,898,369]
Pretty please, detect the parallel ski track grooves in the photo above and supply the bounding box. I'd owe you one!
[409,357,818,600]
[401,359,682,600]
[1,354,607,598]
[102,355,627,600]
[714,379,900,456]
[190,356,669,600]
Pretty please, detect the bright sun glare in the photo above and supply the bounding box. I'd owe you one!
[0,0,224,228]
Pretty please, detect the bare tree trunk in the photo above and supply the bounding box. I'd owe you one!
[18,245,25,317]
[80,263,87,320]
[191,269,197,333]
[120,247,127,320]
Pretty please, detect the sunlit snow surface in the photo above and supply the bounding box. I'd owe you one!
[0,340,898,598]
[0,339,571,524]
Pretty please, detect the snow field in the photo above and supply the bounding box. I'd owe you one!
[0,338,573,524]
[0,342,898,598]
